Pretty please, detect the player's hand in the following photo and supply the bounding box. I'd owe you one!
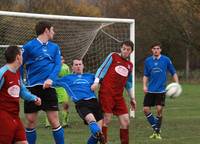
[34,97,41,106]
[130,98,136,111]
[91,83,99,91]
[43,79,53,89]
[143,86,148,94]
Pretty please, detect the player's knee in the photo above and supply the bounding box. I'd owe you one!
[63,103,69,110]
[26,118,36,127]
[156,111,162,117]
[15,140,28,144]
[120,117,130,129]
[103,116,111,125]
[143,107,150,115]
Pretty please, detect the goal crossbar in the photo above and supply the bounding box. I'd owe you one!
[0,11,134,23]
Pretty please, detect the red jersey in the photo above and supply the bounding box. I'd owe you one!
[0,65,21,117]
[99,53,133,97]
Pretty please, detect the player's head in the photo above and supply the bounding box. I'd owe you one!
[35,21,54,40]
[72,59,84,74]
[4,46,22,66]
[150,42,162,57]
[120,40,134,59]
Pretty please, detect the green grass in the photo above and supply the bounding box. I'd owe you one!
[134,82,200,144]
[19,82,200,144]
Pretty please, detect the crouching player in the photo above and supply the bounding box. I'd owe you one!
[53,59,105,144]
[0,46,41,144]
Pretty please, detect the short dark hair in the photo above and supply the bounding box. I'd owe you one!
[71,58,82,65]
[4,46,21,63]
[150,42,162,49]
[35,21,52,36]
[121,40,134,51]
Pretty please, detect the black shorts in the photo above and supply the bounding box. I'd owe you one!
[75,98,103,124]
[143,93,166,107]
[24,85,59,113]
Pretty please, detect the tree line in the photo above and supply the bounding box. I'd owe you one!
[0,0,199,81]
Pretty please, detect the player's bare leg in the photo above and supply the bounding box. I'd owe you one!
[25,113,38,144]
[61,102,70,128]
[15,141,28,144]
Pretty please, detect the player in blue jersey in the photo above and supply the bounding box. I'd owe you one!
[143,42,179,139]
[21,21,64,144]
[53,59,105,144]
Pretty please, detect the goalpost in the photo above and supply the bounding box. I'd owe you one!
[0,10,135,101]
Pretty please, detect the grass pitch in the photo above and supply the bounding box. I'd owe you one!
[20,82,200,144]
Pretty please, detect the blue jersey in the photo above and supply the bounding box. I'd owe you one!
[144,55,176,93]
[22,38,61,87]
[53,73,96,102]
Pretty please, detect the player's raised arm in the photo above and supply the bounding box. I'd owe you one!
[91,53,113,91]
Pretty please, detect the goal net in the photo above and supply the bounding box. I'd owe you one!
[0,11,135,74]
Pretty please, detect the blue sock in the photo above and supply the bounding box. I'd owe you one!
[26,128,36,144]
[52,126,65,144]
[87,134,98,144]
[88,121,101,135]
[146,113,158,131]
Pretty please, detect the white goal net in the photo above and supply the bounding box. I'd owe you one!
[0,11,135,74]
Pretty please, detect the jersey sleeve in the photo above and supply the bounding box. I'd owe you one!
[53,76,75,99]
[0,66,7,90]
[19,79,37,101]
[143,59,150,77]
[167,58,176,76]
[95,53,113,82]
[0,76,5,90]
[20,44,29,80]
[48,45,61,81]
[125,72,133,90]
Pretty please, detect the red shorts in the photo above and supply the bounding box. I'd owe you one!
[99,93,128,116]
[0,111,26,144]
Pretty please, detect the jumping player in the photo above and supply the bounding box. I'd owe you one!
[91,40,136,144]
[21,21,64,144]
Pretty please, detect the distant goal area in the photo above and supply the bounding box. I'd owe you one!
[0,11,135,73]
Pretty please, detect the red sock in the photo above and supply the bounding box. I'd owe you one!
[102,126,108,142]
[120,129,129,144]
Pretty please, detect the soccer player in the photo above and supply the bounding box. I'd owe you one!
[45,55,71,128]
[0,46,41,144]
[91,40,136,144]
[143,42,179,139]
[53,59,105,144]
[21,21,64,144]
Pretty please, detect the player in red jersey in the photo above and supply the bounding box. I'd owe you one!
[91,40,136,144]
[0,46,41,144]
